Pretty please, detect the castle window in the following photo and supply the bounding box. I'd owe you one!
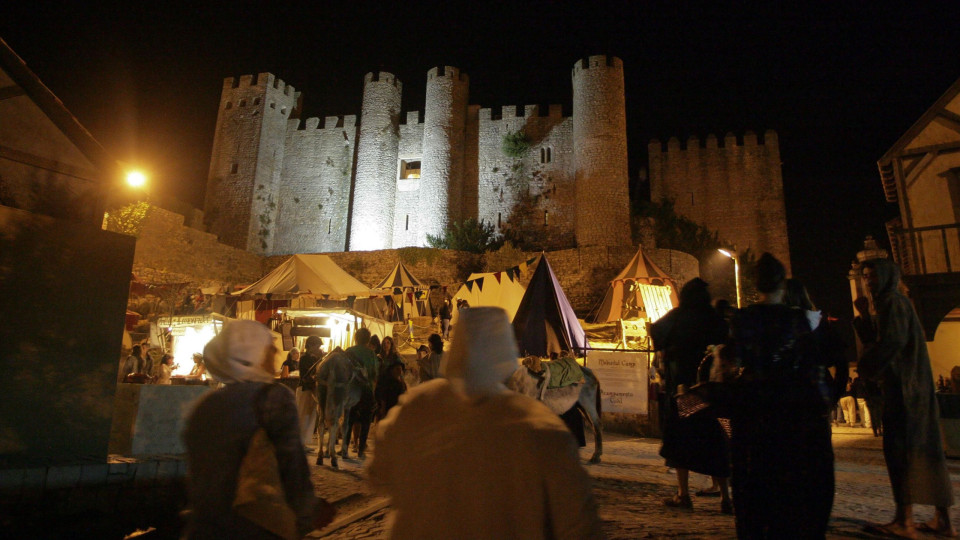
[405,215,409,230]
[400,159,421,179]
[497,213,502,228]
[230,163,238,174]
[544,210,549,226]
[540,147,552,164]
[225,101,233,110]
[239,99,247,107]
[254,97,261,105]
[270,102,276,109]
[328,219,331,234]
[281,107,287,115]
[690,192,695,206]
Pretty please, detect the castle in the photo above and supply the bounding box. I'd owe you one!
[203,55,790,267]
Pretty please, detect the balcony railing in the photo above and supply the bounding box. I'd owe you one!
[890,222,960,275]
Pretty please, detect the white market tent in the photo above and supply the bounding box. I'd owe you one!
[233,254,372,299]
[590,245,679,324]
[453,271,526,323]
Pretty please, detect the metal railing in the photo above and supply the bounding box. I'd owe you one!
[891,223,960,275]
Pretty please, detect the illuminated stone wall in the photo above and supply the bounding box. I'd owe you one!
[351,72,402,250]
[418,66,469,246]
[203,73,300,254]
[273,115,356,254]
[477,104,575,241]
[648,130,792,271]
[572,56,633,248]
[392,111,425,248]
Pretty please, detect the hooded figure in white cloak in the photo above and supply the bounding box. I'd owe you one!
[366,307,601,540]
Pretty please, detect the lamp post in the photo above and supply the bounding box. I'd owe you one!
[718,248,741,309]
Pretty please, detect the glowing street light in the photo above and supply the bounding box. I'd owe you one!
[125,170,147,188]
[718,248,741,309]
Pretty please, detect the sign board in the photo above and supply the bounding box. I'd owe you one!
[588,350,649,415]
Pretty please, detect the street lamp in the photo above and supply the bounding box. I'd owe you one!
[125,170,147,188]
[718,248,741,309]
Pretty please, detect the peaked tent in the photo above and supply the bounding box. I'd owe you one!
[453,271,526,322]
[373,260,428,320]
[512,254,589,357]
[590,245,678,323]
[374,260,426,290]
[233,254,372,299]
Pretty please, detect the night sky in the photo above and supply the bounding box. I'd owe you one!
[3,2,960,318]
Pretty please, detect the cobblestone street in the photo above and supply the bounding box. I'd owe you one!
[306,426,960,539]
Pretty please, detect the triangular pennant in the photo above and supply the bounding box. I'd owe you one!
[506,268,515,281]
[526,256,537,266]
[466,280,475,292]
[476,277,485,291]
[494,272,502,283]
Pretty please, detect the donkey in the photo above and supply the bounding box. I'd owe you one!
[312,350,369,468]
[506,365,603,463]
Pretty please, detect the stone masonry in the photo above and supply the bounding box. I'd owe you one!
[203,56,635,256]
[648,130,792,270]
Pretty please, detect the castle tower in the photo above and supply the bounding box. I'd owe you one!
[204,73,299,253]
[418,66,469,245]
[350,72,402,251]
[572,55,632,247]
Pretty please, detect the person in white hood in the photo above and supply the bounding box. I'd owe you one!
[366,307,601,540]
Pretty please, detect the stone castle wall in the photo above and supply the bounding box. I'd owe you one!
[273,115,356,254]
[206,56,634,256]
[648,130,792,271]
[132,206,262,287]
[203,73,300,254]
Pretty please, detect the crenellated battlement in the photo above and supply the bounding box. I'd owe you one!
[571,55,622,77]
[426,65,468,83]
[402,111,423,125]
[364,71,402,89]
[648,130,779,154]
[478,103,566,121]
[289,115,358,131]
[224,73,296,96]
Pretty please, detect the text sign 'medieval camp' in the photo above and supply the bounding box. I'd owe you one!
[589,350,649,415]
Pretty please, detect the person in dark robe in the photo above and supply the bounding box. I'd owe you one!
[859,258,955,538]
[852,296,884,437]
[650,278,731,513]
[728,253,833,538]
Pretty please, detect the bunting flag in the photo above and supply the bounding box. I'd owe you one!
[466,280,475,292]
[512,265,520,277]
[494,271,502,283]
[476,277,485,291]
[505,268,515,281]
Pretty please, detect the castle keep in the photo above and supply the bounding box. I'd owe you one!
[202,55,789,265]
[203,56,633,255]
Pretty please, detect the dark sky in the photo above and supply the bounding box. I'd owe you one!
[3,2,960,317]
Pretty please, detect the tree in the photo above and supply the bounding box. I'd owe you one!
[102,201,151,237]
[426,218,504,253]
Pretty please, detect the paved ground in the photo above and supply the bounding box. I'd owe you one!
[305,425,960,539]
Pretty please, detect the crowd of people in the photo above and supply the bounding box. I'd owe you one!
[171,251,955,539]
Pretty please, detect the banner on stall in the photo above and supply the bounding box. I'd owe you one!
[588,350,649,415]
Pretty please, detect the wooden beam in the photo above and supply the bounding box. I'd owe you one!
[0,84,25,102]
[905,151,936,191]
[936,109,960,134]
[0,143,100,183]
[897,140,960,158]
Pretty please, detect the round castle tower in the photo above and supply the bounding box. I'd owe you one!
[418,66,469,246]
[350,72,402,251]
[572,55,632,247]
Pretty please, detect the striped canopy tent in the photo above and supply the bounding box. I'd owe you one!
[373,260,428,320]
[590,245,679,323]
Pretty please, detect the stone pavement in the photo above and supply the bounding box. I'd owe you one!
[306,425,960,539]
